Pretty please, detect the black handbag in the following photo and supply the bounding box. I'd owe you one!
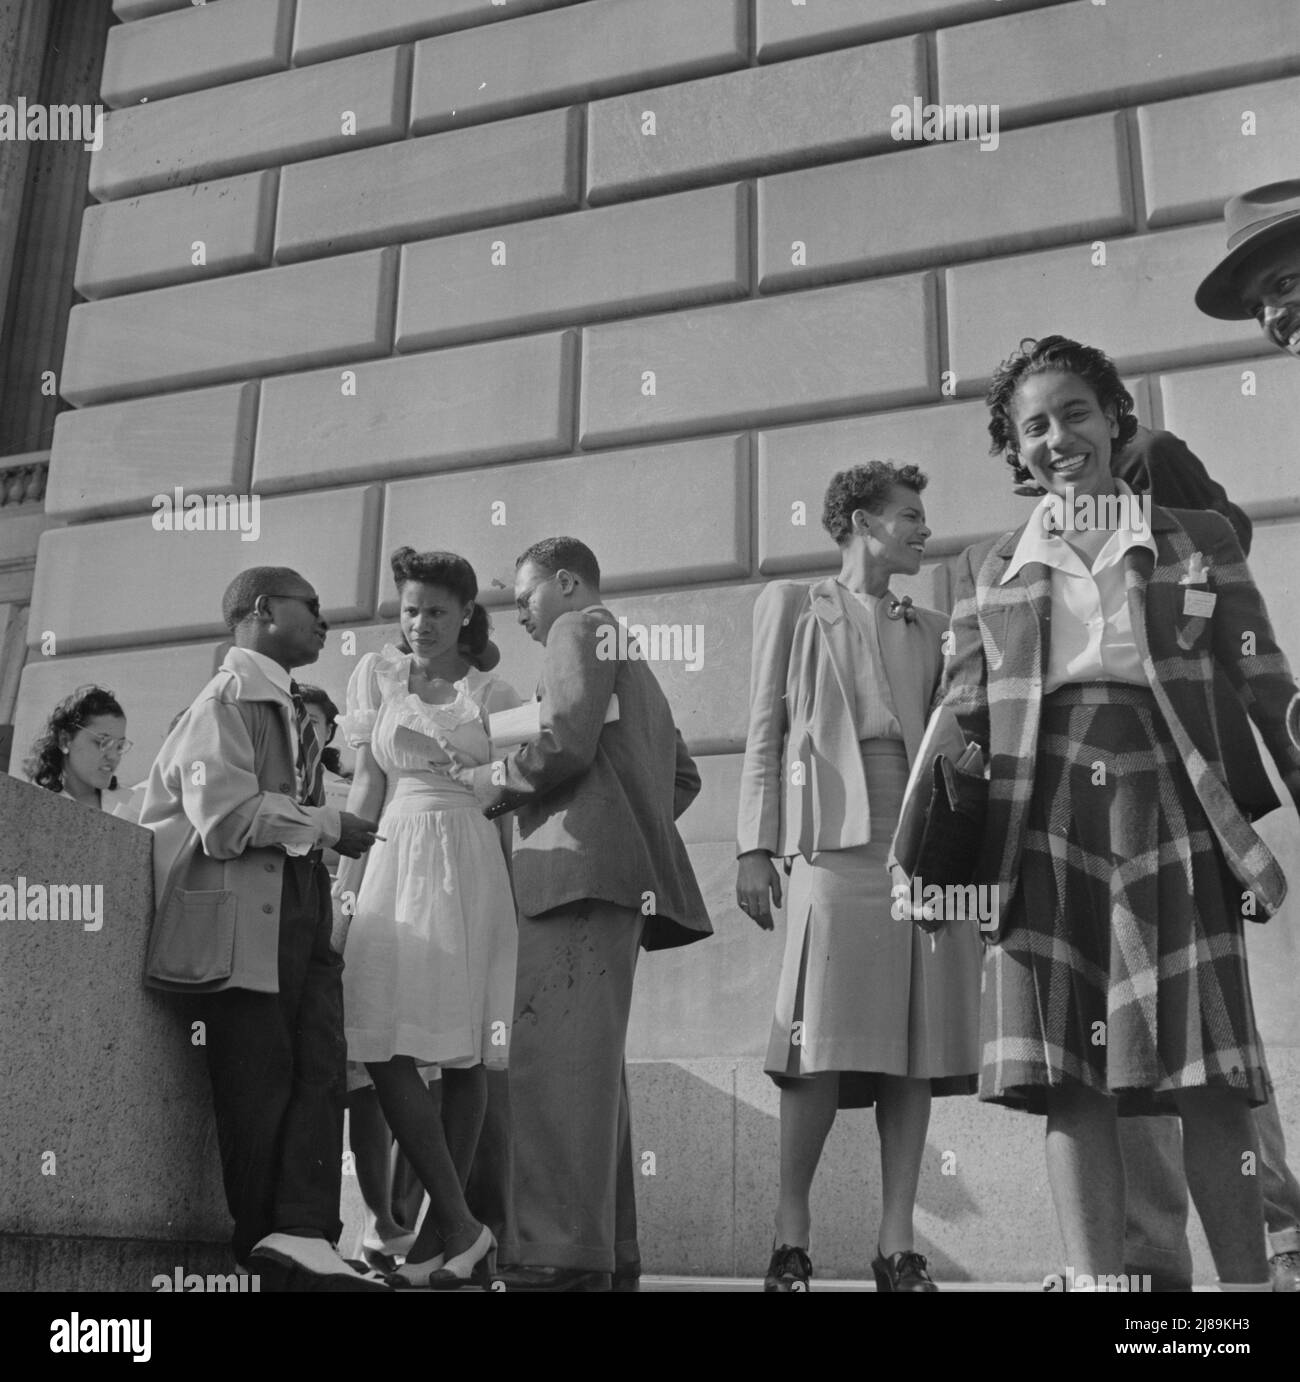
[912,745,986,888]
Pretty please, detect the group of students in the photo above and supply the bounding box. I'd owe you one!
[735,179,1300,1293]
[19,179,1300,1292]
[27,533,708,1292]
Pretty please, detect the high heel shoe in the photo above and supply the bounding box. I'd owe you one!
[764,1243,812,1292]
[871,1247,938,1292]
[388,1251,447,1289]
[426,1226,497,1291]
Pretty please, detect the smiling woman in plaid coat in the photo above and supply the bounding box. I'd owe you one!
[935,336,1300,1289]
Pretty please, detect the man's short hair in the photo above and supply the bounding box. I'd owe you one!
[515,537,601,589]
[221,566,308,630]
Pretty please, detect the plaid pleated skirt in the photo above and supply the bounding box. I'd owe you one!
[981,682,1268,1115]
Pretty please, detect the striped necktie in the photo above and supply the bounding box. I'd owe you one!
[289,681,324,807]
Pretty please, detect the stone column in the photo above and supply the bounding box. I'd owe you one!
[0,0,111,457]
[0,0,52,318]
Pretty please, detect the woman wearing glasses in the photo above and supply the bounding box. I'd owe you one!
[24,684,130,811]
[334,547,521,1288]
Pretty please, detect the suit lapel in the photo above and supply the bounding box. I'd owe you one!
[808,578,859,725]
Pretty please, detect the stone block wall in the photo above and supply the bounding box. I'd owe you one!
[10,0,1300,1282]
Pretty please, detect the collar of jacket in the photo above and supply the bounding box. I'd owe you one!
[992,500,1180,560]
[220,645,295,705]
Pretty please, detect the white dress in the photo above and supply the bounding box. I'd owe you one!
[338,645,520,1071]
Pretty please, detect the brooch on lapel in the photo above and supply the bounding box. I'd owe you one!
[1179,552,1211,585]
[886,595,915,624]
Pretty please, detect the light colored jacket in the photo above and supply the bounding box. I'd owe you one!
[140,647,341,993]
[736,577,946,859]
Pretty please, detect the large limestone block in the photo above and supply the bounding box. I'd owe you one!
[61,247,397,406]
[90,46,410,200]
[47,382,257,522]
[579,276,937,448]
[1139,76,1300,227]
[410,0,747,134]
[587,38,925,204]
[678,753,743,847]
[113,0,202,19]
[1159,357,1300,515]
[755,0,1061,61]
[74,170,279,300]
[938,0,1300,125]
[946,224,1262,392]
[27,486,382,654]
[0,776,227,1242]
[758,114,1132,291]
[625,1058,736,1275]
[101,0,294,108]
[274,107,581,262]
[629,841,781,1061]
[253,332,577,492]
[397,183,749,350]
[380,435,750,600]
[293,0,584,66]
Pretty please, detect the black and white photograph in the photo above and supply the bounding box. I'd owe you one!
[0,0,1297,1360]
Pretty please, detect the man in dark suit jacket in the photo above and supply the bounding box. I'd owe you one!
[1121,180,1300,1293]
[463,537,711,1291]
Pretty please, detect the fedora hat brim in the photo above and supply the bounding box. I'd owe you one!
[1195,210,1300,320]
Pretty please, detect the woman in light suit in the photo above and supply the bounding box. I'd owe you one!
[736,461,982,1292]
[932,335,1300,1288]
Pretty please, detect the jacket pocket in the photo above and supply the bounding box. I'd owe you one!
[146,888,237,986]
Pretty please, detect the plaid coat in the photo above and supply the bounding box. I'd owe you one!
[941,504,1300,942]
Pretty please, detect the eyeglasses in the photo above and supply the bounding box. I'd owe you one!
[80,731,132,756]
[515,573,557,613]
[264,592,322,618]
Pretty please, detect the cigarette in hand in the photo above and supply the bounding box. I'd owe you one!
[372,834,387,842]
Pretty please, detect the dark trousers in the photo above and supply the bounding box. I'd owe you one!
[506,899,644,1273]
[198,855,346,1265]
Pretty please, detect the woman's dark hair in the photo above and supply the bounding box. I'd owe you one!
[986,335,1138,490]
[390,547,490,660]
[822,461,928,546]
[24,684,126,794]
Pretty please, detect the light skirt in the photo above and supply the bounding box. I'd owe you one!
[344,783,517,1071]
[764,740,982,1109]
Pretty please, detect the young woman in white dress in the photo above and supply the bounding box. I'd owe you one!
[335,548,521,1288]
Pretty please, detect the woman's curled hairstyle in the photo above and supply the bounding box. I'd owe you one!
[822,460,928,546]
[390,546,490,659]
[24,684,126,793]
[985,335,1138,491]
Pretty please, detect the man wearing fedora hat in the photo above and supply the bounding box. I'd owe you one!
[1118,180,1300,1295]
[1196,178,1300,758]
